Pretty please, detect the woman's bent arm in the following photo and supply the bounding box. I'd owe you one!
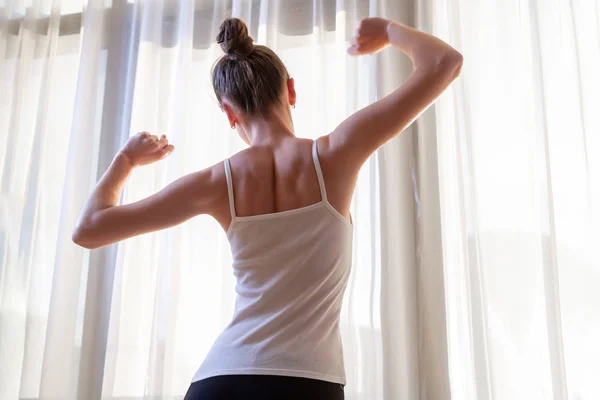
[321,18,463,173]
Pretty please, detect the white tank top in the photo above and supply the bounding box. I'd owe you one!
[192,140,353,385]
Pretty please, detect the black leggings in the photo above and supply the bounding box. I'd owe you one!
[183,375,345,400]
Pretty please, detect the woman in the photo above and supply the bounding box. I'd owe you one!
[73,17,462,400]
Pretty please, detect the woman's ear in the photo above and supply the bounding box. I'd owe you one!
[287,78,296,107]
[221,103,238,128]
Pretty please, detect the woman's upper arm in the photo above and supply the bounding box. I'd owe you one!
[76,163,227,248]
[320,53,462,172]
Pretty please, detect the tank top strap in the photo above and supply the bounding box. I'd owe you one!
[311,140,328,202]
[223,159,236,218]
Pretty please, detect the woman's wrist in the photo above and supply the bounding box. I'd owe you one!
[385,20,395,42]
[388,22,427,60]
[386,21,410,50]
[115,151,137,169]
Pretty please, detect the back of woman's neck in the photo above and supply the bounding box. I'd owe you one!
[244,110,295,146]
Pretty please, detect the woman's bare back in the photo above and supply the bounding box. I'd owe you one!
[214,137,353,233]
[229,138,320,215]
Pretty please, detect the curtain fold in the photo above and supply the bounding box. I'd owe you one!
[426,1,600,399]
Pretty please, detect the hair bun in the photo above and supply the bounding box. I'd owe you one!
[217,18,254,59]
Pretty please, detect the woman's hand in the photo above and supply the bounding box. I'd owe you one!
[347,17,391,56]
[119,132,175,167]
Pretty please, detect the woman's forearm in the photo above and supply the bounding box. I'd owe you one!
[386,21,462,70]
[73,153,134,238]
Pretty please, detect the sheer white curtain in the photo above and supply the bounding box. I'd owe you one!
[420,0,600,399]
[1,0,598,400]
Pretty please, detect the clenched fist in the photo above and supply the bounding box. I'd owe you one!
[119,132,175,167]
[347,17,391,56]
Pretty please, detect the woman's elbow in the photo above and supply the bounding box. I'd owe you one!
[421,50,463,81]
[72,227,97,249]
[443,50,463,78]
[72,218,103,249]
